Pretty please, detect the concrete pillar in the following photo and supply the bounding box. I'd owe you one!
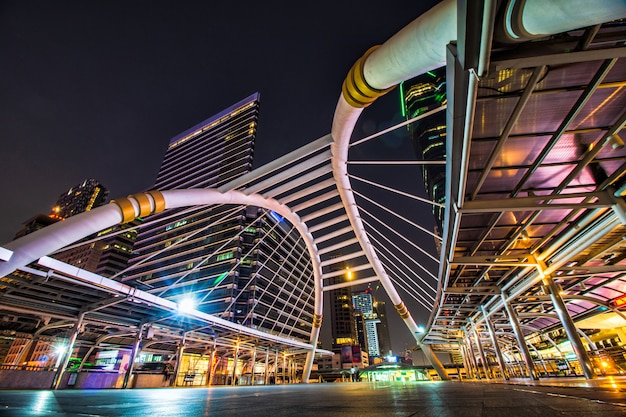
[52,312,85,389]
[481,307,509,380]
[543,275,596,379]
[502,295,539,380]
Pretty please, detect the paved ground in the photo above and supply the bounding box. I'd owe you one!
[0,377,625,416]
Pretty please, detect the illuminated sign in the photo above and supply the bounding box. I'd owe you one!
[610,295,626,308]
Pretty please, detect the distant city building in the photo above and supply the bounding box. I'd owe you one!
[43,179,111,270]
[13,179,114,272]
[13,214,60,240]
[51,178,109,220]
[92,222,140,277]
[121,93,315,340]
[13,179,108,240]
[400,66,447,237]
[352,289,390,358]
[373,298,392,357]
[328,276,357,348]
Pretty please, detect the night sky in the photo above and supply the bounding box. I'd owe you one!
[1,1,441,354]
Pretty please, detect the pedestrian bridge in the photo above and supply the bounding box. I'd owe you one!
[1,0,625,387]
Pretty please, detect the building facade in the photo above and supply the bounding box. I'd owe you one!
[400,67,447,236]
[121,93,315,341]
[51,178,109,220]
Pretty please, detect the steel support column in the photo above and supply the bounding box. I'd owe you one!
[231,343,240,386]
[264,350,270,385]
[465,335,481,379]
[502,295,539,380]
[52,313,85,390]
[481,307,509,380]
[472,322,491,379]
[420,344,448,380]
[208,344,216,386]
[122,324,145,389]
[460,342,474,379]
[172,334,186,387]
[543,275,596,379]
[250,347,257,385]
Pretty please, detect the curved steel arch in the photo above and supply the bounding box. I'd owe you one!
[0,188,324,380]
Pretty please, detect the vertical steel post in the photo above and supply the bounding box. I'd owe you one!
[250,347,257,385]
[502,295,539,380]
[208,342,216,386]
[172,333,186,387]
[481,306,509,380]
[465,335,480,378]
[543,275,596,379]
[122,324,145,389]
[264,350,270,384]
[231,343,239,386]
[52,312,85,390]
[472,323,491,379]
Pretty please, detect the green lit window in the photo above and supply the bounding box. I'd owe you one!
[216,252,234,262]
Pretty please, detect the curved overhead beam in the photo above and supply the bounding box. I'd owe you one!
[494,0,626,43]
[331,0,457,342]
[0,189,323,375]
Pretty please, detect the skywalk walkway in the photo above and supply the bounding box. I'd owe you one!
[0,377,624,416]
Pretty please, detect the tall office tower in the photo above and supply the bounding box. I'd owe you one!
[374,299,392,356]
[400,67,447,237]
[92,222,140,277]
[328,277,357,348]
[16,179,110,269]
[13,179,108,239]
[122,93,314,340]
[352,289,382,357]
[51,178,109,220]
[353,312,368,353]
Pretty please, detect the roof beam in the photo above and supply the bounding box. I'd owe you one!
[491,46,626,72]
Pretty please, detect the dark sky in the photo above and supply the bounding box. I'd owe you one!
[0,1,441,354]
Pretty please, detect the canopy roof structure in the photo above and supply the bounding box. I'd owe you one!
[0,0,625,383]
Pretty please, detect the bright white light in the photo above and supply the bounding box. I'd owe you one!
[416,326,425,333]
[177,296,197,314]
[54,344,68,355]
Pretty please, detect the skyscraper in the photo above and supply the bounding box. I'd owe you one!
[51,178,109,220]
[328,277,357,348]
[373,298,392,357]
[400,67,447,236]
[16,179,110,270]
[122,93,315,340]
[352,289,386,358]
